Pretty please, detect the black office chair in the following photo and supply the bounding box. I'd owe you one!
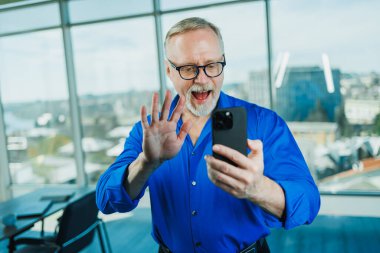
[12,192,112,253]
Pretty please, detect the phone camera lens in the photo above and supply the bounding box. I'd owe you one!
[213,110,234,130]
[216,121,224,129]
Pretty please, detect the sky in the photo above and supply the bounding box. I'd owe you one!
[0,0,379,103]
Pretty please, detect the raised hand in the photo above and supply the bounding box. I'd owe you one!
[141,90,192,166]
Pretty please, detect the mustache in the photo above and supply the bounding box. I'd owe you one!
[188,84,214,93]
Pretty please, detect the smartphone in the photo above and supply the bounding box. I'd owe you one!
[212,107,247,165]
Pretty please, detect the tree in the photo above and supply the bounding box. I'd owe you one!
[335,103,353,137]
[373,113,380,135]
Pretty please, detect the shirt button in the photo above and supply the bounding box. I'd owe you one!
[192,210,197,216]
[191,152,195,155]
[195,242,202,247]
[191,181,196,186]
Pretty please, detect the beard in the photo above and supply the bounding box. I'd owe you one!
[185,83,219,117]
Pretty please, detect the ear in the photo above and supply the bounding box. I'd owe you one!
[165,60,172,78]
[165,60,177,90]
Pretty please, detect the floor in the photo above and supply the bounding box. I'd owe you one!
[2,208,380,253]
[268,215,380,253]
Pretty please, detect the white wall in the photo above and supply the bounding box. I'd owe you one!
[320,195,380,217]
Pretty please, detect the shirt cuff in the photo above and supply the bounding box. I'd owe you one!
[106,164,145,212]
[263,180,317,230]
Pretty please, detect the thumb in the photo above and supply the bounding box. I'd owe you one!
[178,120,193,142]
[247,139,263,159]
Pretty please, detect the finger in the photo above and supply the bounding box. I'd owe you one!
[212,144,251,171]
[151,92,159,123]
[178,120,193,142]
[140,105,149,129]
[160,90,172,121]
[215,182,242,198]
[206,165,244,197]
[247,139,263,159]
[169,96,185,123]
[205,155,249,182]
[206,161,222,185]
[216,168,244,191]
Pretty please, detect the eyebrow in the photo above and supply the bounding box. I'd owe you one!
[172,56,224,66]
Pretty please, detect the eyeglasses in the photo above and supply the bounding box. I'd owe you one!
[168,55,226,80]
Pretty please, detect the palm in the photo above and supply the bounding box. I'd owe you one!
[141,91,191,164]
[143,121,181,161]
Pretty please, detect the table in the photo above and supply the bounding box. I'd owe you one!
[0,186,95,251]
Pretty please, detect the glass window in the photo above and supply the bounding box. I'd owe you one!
[161,0,238,11]
[271,0,380,192]
[0,0,51,10]
[0,3,60,35]
[71,17,159,184]
[0,30,76,184]
[68,0,153,24]
[162,2,268,104]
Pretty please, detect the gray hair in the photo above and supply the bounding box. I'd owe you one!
[164,17,224,54]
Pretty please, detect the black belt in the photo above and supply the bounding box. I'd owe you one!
[159,238,268,253]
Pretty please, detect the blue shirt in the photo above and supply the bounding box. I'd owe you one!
[96,92,320,253]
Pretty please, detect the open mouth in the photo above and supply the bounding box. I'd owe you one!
[192,90,211,102]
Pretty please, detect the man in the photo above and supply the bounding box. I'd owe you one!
[96,17,320,253]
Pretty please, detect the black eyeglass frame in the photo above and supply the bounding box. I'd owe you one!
[167,54,226,80]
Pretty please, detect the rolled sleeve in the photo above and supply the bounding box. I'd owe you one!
[96,163,146,214]
[266,179,320,229]
[96,122,146,214]
[258,109,320,229]
[262,155,321,229]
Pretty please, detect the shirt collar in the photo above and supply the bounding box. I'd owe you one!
[215,91,232,110]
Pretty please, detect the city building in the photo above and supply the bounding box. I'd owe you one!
[344,99,380,125]
[247,70,271,108]
[276,66,342,122]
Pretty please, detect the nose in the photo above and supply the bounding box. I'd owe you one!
[194,67,209,84]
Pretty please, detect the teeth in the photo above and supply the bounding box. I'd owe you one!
[191,86,211,92]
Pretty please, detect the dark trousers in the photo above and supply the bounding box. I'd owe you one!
[158,238,270,253]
